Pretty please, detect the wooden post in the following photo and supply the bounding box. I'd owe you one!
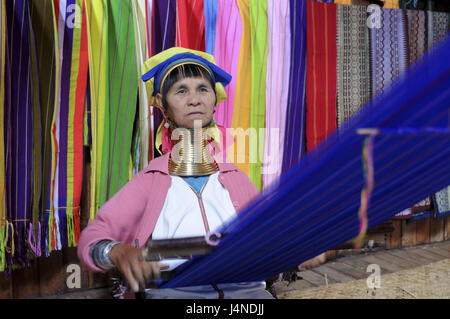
[415,218,431,245]
[430,217,445,243]
[389,219,402,249]
[401,219,417,247]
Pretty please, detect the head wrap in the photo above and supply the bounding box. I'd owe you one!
[141,47,233,156]
[142,47,232,107]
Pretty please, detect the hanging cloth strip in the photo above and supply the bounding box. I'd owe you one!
[406,9,427,64]
[152,0,176,55]
[383,0,400,8]
[404,10,430,218]
[151,0,176,159]
[46,0,88,254]
[176,0,206,52]
[29,0,57,259]
[336,4,371,129]
[0,0,6,272]
[231,0,252,177]
[131,0,152,170]
[161,33,450,288]
[213,0,242,129]
[369,8,408,98]
[4,0,35,268]
[428,11,450,219]
[248,0,269,191]
[305,0,337,152]
[27,0,45,258]
[370,7,409,220]
[433,187,450,218]
[85,0,109,221]
[204,0,218,55]
[263,0,291,188]
[281,0,307,175]
[99,0,138,211]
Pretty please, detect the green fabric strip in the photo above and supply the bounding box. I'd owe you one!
[98,0,138,207]
[249,0,268,191]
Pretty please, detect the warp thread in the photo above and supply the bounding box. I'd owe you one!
[354,131,377,249]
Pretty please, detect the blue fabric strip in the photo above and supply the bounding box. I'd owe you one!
[204,0,218,55]
[162,34,450,288]
[282,0,307,175]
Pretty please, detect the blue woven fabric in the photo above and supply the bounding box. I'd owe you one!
[162,34,450,288]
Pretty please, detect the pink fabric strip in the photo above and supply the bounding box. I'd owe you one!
[263,1,291,188]
[213,0,243,129]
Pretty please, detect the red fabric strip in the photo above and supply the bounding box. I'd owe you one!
[305,0,337,152]
[176,0,206,51]
[72,0,89,243]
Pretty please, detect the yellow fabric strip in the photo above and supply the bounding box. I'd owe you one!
[232,0,252,177]
[86,0,109,220]
[383,0,400,9]
[131,0,151,168]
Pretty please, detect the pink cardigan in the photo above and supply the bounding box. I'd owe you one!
[77,152,260,272]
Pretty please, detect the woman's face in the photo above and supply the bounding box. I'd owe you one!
[156,76,216,129]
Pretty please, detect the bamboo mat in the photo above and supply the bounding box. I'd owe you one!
[278,259,449,299]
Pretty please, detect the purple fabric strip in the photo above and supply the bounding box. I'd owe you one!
[281,0,307,174]
[56,0,76,248]
[5,0,33,267]
[152,0,176,157]
[152,0,176,54]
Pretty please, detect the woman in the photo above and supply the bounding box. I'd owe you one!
[78,47,324,299]
[78,47,275,299]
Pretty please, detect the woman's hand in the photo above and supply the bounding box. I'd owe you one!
[109,243,168,292]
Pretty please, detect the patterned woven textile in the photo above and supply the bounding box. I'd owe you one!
[406,9,427,64]
[428,11,450,219]
[433,187,450,218]
[370,8,409,98]
[336,4,371,129]
[427,11,450,48]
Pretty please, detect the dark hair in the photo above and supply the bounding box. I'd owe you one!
[161,63,217,109]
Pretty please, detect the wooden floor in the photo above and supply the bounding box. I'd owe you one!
[34,240,449,299]
[273,240,449,297]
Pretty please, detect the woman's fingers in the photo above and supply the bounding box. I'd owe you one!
[130,261,147,291]
[122,263,140,293]
[111,245,172,292]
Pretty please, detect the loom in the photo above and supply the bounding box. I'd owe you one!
[148,33,450,289]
